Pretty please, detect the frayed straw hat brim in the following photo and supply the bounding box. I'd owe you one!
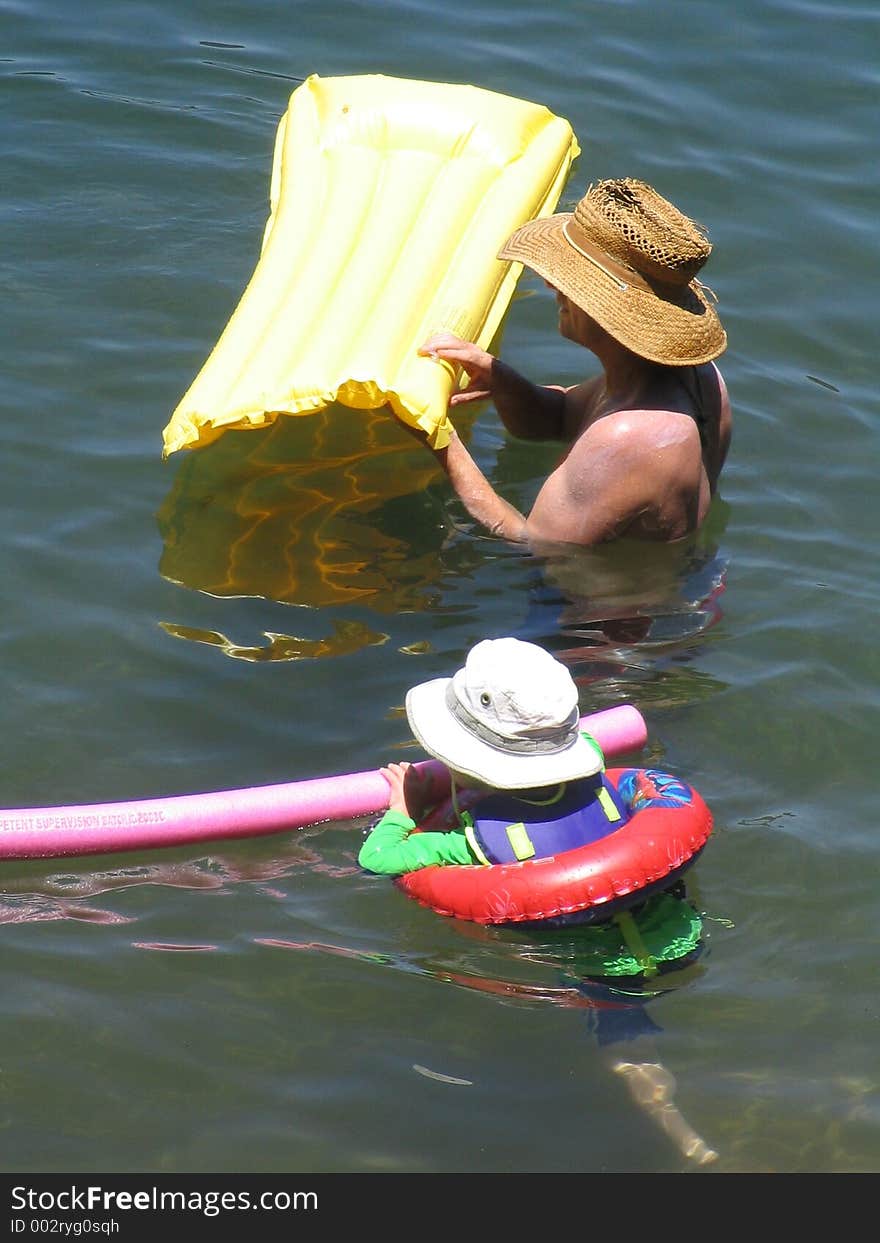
[499,214,727,366]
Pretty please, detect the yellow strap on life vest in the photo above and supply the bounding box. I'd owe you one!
[465,818,535,863]
[596,785,622,823]
[615,910,659,978]
[505,822,536,861]
[463,819,491,867]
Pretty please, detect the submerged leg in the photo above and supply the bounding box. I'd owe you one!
[611,1058,718,1165]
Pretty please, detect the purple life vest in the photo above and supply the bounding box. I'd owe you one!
[465,774,631,866]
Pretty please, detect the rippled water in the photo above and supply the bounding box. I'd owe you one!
[3,0,879,1174]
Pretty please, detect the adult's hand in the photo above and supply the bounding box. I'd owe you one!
[419,332,495,406]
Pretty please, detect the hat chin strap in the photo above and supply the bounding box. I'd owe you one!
[445,683,580,756]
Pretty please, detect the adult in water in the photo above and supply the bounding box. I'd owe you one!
[418,178,731,547]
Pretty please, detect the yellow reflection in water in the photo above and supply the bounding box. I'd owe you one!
[158,618,389,662]
[157,403,468,610]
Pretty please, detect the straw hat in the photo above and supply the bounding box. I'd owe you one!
[404,638,603,790]
[498,178,726,366]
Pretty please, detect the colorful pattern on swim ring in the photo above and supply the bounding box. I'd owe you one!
[615,768,694,811]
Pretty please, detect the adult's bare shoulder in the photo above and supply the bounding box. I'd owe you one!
[526,407,701,545]
[578,406,702,459]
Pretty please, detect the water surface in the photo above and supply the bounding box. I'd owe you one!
[3,0,879,1174]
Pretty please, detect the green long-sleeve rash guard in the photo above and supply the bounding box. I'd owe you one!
[358,809,476,876]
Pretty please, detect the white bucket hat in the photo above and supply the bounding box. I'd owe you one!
[404,638,603,790]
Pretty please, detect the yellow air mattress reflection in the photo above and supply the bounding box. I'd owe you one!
[162,72,579,458]
[157,406,462,611]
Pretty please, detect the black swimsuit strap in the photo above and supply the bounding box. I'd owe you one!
[678,364,709,448]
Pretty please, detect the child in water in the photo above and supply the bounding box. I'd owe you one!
[360,637,718,1165]
[359,637,699,982]
[360,635,610,874]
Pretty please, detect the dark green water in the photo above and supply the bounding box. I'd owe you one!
[3,0,878,1174]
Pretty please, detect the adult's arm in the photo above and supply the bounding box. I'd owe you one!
[419,332,567,440]
[431,432,529,541]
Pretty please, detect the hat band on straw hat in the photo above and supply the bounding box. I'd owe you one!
[445,683,580,755]
[562,218,671,294]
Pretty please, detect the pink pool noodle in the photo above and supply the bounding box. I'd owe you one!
[0,704,646,860]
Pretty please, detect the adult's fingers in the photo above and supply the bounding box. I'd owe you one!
[449,388,492,406]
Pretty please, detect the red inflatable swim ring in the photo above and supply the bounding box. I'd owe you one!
[396,767,712,928]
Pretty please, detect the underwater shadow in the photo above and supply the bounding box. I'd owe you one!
[515,499,733,710]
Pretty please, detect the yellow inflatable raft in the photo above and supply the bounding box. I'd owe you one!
[162,73,579,458]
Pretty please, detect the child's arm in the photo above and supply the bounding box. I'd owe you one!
[358,762,474,876]
[382,761,425,820]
